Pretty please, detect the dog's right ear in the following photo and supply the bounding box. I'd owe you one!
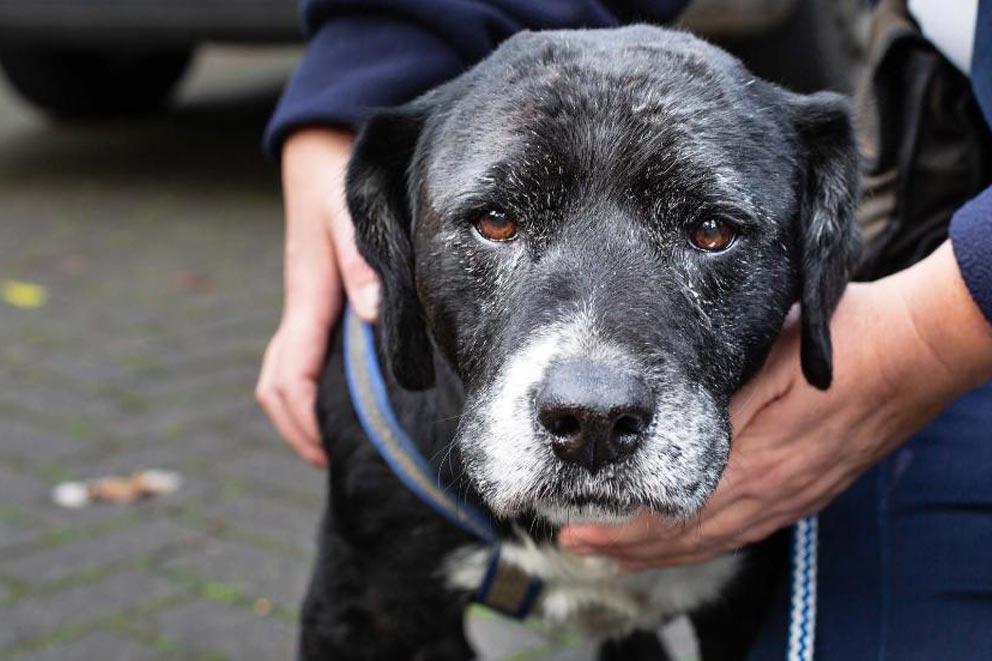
[787,91,861,390]
[346,101,434,389]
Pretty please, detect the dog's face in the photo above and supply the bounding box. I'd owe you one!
[348,27,859,523]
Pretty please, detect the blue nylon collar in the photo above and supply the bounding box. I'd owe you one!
[342,305,497,544]
[342,305,542,618]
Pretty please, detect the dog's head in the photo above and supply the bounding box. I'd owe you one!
[347,27,859,523]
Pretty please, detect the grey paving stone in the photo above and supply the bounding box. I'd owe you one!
[226,405,283,444]
[23,351,134,388]
[109,394,257,441]
[0,465,123,546]
[0,46,313,661]
[0,520,203,587]
[129,361,259,399]
[186,425,262,460]
[0,521,41,552]
[0,381,118,425]
[0,419,82,463]
[16,630,159,661]
[0,570,184,650]
[29,494,150,532]
[0,464,50,507]
[113,317,272,374]
[163,536,311,609]
[152,599,295,660]
[205,491,319,555]
[224,449,324,502]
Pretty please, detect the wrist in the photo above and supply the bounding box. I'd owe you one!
[282,127,354,170]
[281,128,355,238]
[279,128,355,323]
[886,242,992,393]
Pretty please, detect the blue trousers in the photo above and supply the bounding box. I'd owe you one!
[750,380,992,660]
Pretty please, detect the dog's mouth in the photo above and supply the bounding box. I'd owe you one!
[469,446,723,525]
[530,496,640,525]
[533,486,715,522]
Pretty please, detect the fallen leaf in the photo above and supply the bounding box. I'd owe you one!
[2,279,47,309]
[52,469,182,508]
[253,598,272,616]
[172,271,214,295]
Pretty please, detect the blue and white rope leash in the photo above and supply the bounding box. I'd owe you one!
[787,515,818,661]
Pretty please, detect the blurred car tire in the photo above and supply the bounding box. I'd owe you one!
[0,46,191,119]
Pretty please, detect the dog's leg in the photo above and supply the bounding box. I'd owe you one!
[412,631,475,661]
[298,481,475,661]
[598,630,671,661]
[297,536,473,661]
[299,597,470,661]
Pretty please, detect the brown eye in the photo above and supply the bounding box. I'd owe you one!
[689,219,735,252]
[474,210,518,242]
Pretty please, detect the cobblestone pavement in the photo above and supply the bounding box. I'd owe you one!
[0,46,608,661]
[0,47,320,660]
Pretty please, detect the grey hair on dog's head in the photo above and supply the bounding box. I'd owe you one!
[347,25,859,521]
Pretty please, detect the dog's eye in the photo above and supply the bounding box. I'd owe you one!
[689,219,735,252]
[474,210,518,242]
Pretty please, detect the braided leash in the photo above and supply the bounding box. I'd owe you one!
[787,515,818,661]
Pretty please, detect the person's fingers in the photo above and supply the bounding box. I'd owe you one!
[623,479,840,570]
[581,493,767,565]
[327,203,380,321]
[619,548,726,572]
[275,314,331,443]
[277,204,340,464]
[279,375,322,450]
[271,398,326,468]
[603,522,745,568]
[576,524,715,568]
[560,510,676,552]
[728,306,802,435]
[256,334,327,468]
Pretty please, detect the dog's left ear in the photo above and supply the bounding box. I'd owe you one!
[788,91,861,390]
[346,99,435,390]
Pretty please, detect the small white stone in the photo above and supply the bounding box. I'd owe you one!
[140,469,182,494]
[52,482,90,508]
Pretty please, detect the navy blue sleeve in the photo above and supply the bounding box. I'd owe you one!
[952,0,992,326]
[263,0,690,157]
[950,186,992,326]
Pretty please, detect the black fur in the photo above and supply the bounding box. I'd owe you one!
[303,26,859,660]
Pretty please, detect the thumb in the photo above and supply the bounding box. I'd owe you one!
[328,201,380,322]
[729,312,801,436]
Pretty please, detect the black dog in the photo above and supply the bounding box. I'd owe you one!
[303,25,859,660]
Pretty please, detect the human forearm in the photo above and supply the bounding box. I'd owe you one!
[885,241,992,401]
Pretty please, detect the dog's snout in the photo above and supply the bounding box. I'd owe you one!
[536,360,653,473]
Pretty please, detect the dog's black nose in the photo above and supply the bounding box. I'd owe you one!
[536,360,653,473]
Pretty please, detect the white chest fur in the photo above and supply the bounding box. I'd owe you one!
[443,539,740,640]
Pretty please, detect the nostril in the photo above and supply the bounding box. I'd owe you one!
[612,413,645,438]
[540,411,581,438]
[535,359,656,472]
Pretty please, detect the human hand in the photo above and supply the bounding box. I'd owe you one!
[256,128,380,468]
[559,242,992,570]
